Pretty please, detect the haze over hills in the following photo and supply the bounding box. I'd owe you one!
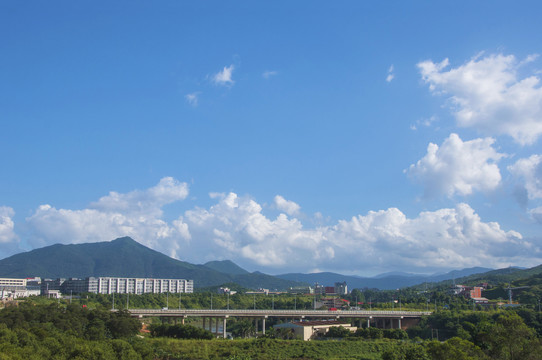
[0,237,302,289]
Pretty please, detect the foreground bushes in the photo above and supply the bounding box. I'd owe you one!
[1,301,542,359]
[150,323,214,339]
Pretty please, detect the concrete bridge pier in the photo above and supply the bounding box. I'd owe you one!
[222,316,228,339]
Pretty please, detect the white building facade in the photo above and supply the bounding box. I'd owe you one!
[88,277,193,295]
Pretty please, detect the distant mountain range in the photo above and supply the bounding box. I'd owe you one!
[275,267,493,290]
[0,237,301,290]
[0,236,521,291]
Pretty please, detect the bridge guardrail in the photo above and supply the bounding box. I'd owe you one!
[125,309,432,317]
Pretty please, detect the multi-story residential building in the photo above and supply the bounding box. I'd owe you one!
[58,277,193,295]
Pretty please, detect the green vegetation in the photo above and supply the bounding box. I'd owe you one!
[1,294,542,359]
[2,260,542,359]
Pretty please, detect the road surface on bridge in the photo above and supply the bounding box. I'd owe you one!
[127,308,431,318]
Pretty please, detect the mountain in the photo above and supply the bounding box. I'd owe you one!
[425,264,542,288]
[0,237,302,290]
[203,260,249,275]
[277,267,494,290]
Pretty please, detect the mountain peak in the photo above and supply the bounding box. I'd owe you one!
[203,260,249,275]
[0,238,302,290]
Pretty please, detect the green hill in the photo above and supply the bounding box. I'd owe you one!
[0,237,301,290]
[203,260,250,275]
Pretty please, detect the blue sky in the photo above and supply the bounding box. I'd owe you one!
[1,1,542,276]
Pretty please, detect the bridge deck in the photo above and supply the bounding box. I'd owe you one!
[127,309,431,318]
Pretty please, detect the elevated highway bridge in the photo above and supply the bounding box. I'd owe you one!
[127,309,432,338]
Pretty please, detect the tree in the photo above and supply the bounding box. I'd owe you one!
[229,319,255,338]
[325,326,351,338]
[426,337,488,360]
[106,310,141,338]
[483,312,539,360]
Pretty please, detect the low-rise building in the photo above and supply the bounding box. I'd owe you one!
[0,278,41,299]
[315,297,346,309]
[288,286,314,294]
[274,320,357,341]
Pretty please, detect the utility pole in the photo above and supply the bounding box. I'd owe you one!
[179,291,181,310]
[272,294,274,310]
[211,293,213,310]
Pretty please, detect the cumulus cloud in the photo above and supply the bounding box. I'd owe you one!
[508,154,542,200]
[418,53,542,145]
[183,193,535,272]
[14,178,539,274]
[26,177,190,258]
[185,92,200,106]
[386,64,395,82]
[0,206,17,244]
[407,133,505,197]
[213,65,235,86]
[273,195,301,216]
[328,203,528,270]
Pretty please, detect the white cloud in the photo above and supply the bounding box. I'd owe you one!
[213,65,235,86]
[0,206,17,244]
[529,207,542,223]
[386,64,395,82]
[185,92,200,106]
[91,177,188,217]
[407,133,504,197]
[183,193,535,272]
[26,177,190,258]
[418,53,542,145]
[328,203,528,270]
[410,115,438,131]
[262,70,278,79]
[273,195,301,216]
[12,178,538,274]
[508,154,542,200]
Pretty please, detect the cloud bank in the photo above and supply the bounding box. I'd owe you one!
[1,177,538,274]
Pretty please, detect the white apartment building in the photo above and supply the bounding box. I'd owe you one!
[87,277,193,295]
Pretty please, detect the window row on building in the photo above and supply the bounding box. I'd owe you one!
[42,277,194,295]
